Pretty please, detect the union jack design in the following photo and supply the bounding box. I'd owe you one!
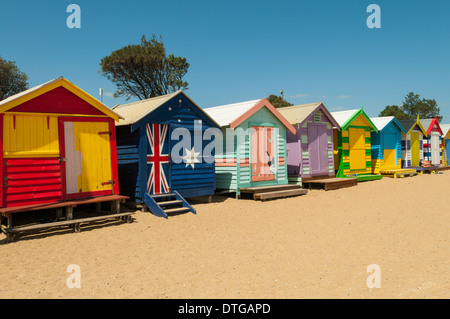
[146,123,170,195]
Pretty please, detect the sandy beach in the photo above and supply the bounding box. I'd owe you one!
[0,172,449,299]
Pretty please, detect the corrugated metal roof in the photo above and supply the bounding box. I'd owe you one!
[204,99,261,127]
[440,124,450,137]
[397,119,416,132]
[370,116,395,131]
[1,78,62,107]
[329,109,360,127]
[277,102,322,124]
[113,91,181,126]
[419,119,434,132]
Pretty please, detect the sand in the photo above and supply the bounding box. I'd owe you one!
[0,172,449,299]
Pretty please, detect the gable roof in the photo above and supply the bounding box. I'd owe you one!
[330,108,378,133]
[205,98,296,134]
[112,90,220,129]
[397,117,428,137]
[370,116,407,134]
[277,102,341,130]
[440,124,450,138]
[419,116,443,135]
[0,77,122,121]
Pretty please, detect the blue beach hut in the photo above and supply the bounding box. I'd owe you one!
[113,91,220,218]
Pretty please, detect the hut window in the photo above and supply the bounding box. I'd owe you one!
[314,112,321,123]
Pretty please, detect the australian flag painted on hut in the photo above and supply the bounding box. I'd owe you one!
[113,91,220,206]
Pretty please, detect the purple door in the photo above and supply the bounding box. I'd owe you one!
[308,123,329,175]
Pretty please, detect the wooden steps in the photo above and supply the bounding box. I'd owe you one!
[302,177,358,191]
[240,184,308,201]
[143,191,196,218]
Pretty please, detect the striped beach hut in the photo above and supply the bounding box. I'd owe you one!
[398,117,428,168]
[330,108,380,181]
[440,124,450,166]
[113,90,220,218]
[205,98,304,199]
[420,116,443,166]
[278,103,340,184]
[369,116,414,177]
[0,77,125,232]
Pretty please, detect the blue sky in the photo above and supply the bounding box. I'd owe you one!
[1,0,449,122]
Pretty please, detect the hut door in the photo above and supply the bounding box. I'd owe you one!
[431,133,440,165]
[411,132,420,166]
[251,126,275,182]
[308,124,328,175]
[61,120,113,200]
[349,128,366,170]
[145,124,170,195]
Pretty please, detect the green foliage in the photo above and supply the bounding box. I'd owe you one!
[267,94,293,108]
[378,105,409,120]
[379,92,442,121]
[0,57,29,101]
[100,35,189,100]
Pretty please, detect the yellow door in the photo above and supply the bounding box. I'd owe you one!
[383,149,396,168]
[349,128,366,170]
[411,132,420,167]
[64,121,112,198]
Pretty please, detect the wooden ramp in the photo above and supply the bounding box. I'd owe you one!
[302,177,358,191]
[380,168,417,178]
[240,184,308,201]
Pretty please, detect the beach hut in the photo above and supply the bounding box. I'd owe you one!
[369,116,416,177]
[112,90,220,218]
[439,124,450,166]
[205,98,307,200]
[330,108,381,181]
[0,77,130,238]
[420,116,444,166]
[278,103,356,190]
[398,116,428,169]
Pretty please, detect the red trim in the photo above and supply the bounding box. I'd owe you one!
[58,116,111,123]
[108,118,120,195]
[9,87,106,116]
[0,114,3,208]
[59,117,119,199]
[66,190,112,200]
[58,117,67,200]
[426,116,443,136]
[229,98,297,134]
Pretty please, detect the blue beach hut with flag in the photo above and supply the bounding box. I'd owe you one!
[113,90,220,218]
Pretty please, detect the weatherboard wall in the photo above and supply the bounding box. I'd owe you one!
[115,93,217,202]
[214,106,289,195]
[370,120,402,174]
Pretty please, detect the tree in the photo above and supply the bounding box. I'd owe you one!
[100,35,189,100]
[0,57,29,101]
[378,92,442,121]
[378,105,408,120]
[267,94,293,108]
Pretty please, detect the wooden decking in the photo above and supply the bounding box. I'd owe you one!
[407,166,440,174]
[1,195,131,243]
[240,184,308,201]
[302,177,358,191]
[380,168,418,178]
[0,195,129,215]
